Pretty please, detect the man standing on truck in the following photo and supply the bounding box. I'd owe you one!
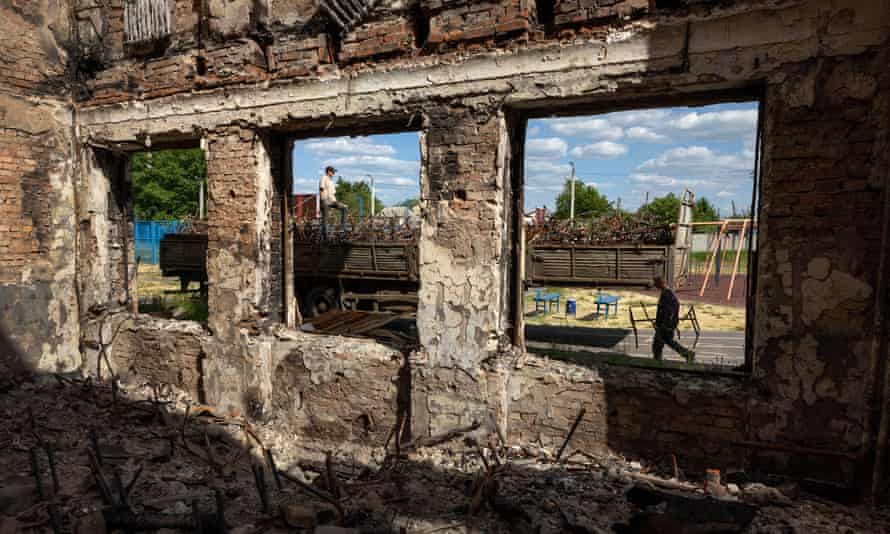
[652,275,695,363]
[319,165,348,240]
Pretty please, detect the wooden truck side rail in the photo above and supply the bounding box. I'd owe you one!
[293,239,419,282]
[525,243,674,287]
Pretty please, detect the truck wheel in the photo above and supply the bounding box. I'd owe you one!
[305,286,339,317]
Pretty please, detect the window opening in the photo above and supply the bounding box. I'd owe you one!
[131,147,209,322]
[521,100,760,373]
[291,131,421,346]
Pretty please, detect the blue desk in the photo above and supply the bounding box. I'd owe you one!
[595,293,620,318]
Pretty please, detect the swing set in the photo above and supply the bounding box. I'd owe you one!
[694,218,757,301]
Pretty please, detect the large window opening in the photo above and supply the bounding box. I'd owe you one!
[520,100,761,373]
[131,147,209,322]
[291,131,422,346]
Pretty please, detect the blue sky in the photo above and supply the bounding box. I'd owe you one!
[525,101,759,214]
[291,100,759,214]
[292,132,422,207]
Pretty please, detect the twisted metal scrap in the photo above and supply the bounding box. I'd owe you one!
[294,216,419,244]
[527,213,674,246]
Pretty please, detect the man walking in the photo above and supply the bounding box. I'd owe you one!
[319,166,348,240]
[652,275,695,363]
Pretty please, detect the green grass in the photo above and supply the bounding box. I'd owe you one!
[139,293,208,322]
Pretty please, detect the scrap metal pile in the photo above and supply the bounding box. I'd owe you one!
[294,216,420,244]
[527,213,674,246]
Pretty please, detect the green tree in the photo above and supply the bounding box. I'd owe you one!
[638,192,680,224]
[638,194,722,226]
[693,197,720,223]
[132,149,206,220]
[553,180,612,219]
[335,178,384,216]
[396,198,419,209]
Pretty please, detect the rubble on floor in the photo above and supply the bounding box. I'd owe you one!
[0,376,888,534]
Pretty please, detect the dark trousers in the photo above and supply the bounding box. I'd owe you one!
[652,327,691,360]
[320,200,347,239]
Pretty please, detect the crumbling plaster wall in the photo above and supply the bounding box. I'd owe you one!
[0,0,80,373]
[205,127,277,340]
[71,0,890,489]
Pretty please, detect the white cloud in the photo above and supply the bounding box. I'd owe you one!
[716,190,734,198]
[629,173,716,188]
[570,141,629,159]
[550,118,624,141]
[526,159,572,178]
[637,146,753,179]
[305,137,397,157]
[325,155,420,177]
[608,109,673,127]
[376,177,417,187]
[668,109,758,140]
[626,126,668,143]
[527,125,541,136]
[527,137,568,159]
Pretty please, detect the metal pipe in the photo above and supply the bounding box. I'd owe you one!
[569,161,575,224]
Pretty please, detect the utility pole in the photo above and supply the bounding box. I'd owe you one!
[369,174,375,217]
[569,161,576,224]
[198,181,205,219]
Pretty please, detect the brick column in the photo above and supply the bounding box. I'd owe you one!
[751,51,889,485]
[412,104,509,437]
[205,127,275,340]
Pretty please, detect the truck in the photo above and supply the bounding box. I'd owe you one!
[524,190,694,289]
[293,224,420,317]
[159,233,208,292]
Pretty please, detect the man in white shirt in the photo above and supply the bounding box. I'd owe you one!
[319,166,348,239]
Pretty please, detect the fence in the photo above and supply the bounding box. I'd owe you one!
[134,220,182,264]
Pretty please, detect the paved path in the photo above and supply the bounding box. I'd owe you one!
[525,325,745,367]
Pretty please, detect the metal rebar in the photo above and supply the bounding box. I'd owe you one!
[30,448,45,501]
[251,463,269,514]
[90,428,103,465]
[556,407,587,462]
[45,444,59,496]
[264,448,282,490]
[113,468,129,508]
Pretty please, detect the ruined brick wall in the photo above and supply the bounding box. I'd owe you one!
[751,47,890,485]
[73,0,890,492]
[0,0,80,373]
[104,316,206,400]
[424,0,533,47]
[205,127,276,340]
[510,356,748,472]
[271,336,402,450]
[551,0,648,28]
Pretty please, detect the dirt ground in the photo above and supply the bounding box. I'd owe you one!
[137,264,186,297]
[1,365,888,533]
[525,287,747,332]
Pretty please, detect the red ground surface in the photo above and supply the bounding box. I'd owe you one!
[641,274,748,308]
